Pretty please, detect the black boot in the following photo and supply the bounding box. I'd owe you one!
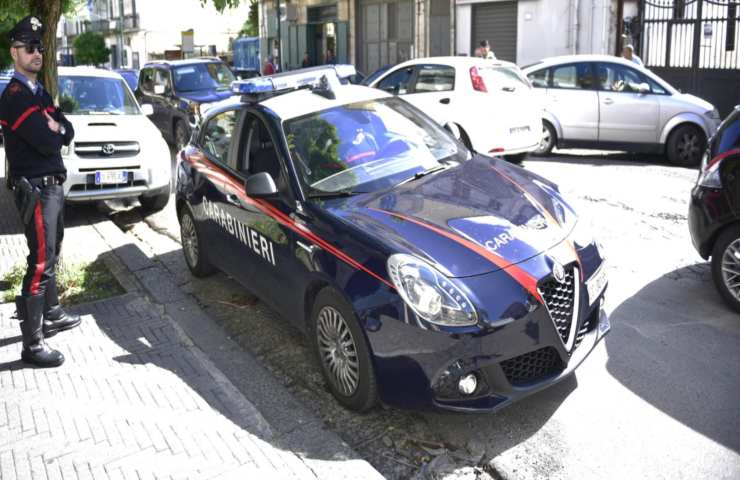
[43,281,81,337]
[19,295,64,368]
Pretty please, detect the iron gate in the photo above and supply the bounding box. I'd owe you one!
[639,0,740,118]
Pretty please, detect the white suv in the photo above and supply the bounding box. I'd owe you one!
[522,55,721,167]
[367,57,542,162]
[57,67,171,210]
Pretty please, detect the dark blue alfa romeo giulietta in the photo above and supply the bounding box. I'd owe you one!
[175,66,610,412]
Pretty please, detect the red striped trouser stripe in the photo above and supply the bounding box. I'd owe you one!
[30,201,46,295]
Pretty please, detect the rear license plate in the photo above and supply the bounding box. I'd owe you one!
[586,265,608,305]
[509,126,531,134]
[95,170,128,185]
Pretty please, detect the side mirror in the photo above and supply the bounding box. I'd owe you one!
[140,103,154,116]
[153,84,166,95]
[245,172,278,198]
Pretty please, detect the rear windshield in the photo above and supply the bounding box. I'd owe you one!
[58,76,140,115]
[479,66,530,90]
[173,63,235,92]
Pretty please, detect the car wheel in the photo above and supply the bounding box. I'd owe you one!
[311,287,378,412]
[533,121,556,156]
[179,205,217,277]
[667,124,705,167]
[711,225,740,314]
[174,120,189,151]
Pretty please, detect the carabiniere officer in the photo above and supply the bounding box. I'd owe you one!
[0,15,81,368]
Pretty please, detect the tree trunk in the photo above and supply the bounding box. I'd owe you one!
[29,0,63,101]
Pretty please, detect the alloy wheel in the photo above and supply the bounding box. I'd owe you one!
[316,305,360,397]
[677,131,701,164]
[538,125,552,151]
[721,238,740,302]
[181,213,199,269]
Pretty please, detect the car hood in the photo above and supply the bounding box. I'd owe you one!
[674,93,715,112]
[177,89,232,104]
[67,114,162,142]
[329,156,578,278]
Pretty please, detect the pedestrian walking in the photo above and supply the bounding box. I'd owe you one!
[263,55,276,75]
[622,44,644,66]
[0,15,81,368]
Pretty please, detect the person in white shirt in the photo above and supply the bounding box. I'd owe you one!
[622,44,644,67]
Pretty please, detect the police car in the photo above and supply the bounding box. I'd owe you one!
[175,66,610,412]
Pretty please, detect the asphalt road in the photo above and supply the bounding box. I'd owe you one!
[116,150,740,479]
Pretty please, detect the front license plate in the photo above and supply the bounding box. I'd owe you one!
[586,266,608,305]
[95,170,128,185]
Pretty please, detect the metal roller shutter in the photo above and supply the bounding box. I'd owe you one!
[472,1,518,62]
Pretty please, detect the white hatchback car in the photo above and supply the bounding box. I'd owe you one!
[57,67,171,211]
[522,55,721,167]
[367,57,542,162]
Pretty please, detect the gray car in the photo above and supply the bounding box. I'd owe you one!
[522,55,721,166]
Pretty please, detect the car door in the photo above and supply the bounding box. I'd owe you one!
[545,62,599,142]
[195,108,250,281]
[595,62,661,145]
[399,64,456,124]
[222,111,304,320]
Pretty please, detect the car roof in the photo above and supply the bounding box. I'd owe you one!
[57,66,125,79]
[206,84,393,123]
[144,57,223,68]
[521,54,646,71]
[390,56,519,70]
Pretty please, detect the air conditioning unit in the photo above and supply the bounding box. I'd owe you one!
[280,4,298,22]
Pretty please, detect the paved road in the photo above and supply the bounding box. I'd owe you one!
[121,151,740,479]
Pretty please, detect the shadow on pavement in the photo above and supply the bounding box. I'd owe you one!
[527,150,674,168]
[606,263,740,453]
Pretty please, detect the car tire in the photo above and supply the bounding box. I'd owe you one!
[139,186,170,213]
[174,120,190,151]
[711,225,740,314]
[504,153,528,164]
[311,287,378,412]
[533,121,556,156]
[179,205,217,277]
[666,124,705,167]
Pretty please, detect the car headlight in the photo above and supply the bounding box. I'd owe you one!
[704,109,720,121]
[387,254,478,327]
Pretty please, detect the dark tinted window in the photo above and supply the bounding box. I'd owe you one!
[413,64,455,92]
[377,67,413,94]
[550,63,594,90]
[527,68,549,88]
[139,68,155,93]
[200,110,239,165]
[718,113,740,153]
[173,62,234,92]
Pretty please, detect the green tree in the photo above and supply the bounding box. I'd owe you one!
[0,0,82,100]
[240,0,258,37]
[73,31,109,66]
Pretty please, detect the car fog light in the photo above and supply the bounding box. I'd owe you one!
[458,373,478,395]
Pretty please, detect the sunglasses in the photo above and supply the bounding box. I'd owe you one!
[12,44,44,54]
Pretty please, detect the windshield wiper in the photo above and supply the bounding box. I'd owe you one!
[307,190,366,199]
[411,165,447,180]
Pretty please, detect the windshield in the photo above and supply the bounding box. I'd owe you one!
[58,76,140,115]
[173,62,235,92]
[479,66,530,90]
[284,97,465,194]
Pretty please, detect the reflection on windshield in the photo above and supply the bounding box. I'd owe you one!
[58,76,140,115]
[173,63,234,92]
[284,98,463,193]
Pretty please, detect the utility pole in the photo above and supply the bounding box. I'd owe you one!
[118,0,125,67]
[276,0,281,71]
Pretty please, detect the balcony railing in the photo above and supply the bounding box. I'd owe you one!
[87,13,140,34]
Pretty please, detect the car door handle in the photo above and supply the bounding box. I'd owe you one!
[603,98,614,105]
[226,194,240,206]
[439,98,450,104]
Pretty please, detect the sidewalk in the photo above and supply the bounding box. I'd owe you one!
[0,175,383,478]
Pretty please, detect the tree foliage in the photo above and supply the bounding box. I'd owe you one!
[73,31,109,66]
[200,0,243,13]
[240,0,258,37]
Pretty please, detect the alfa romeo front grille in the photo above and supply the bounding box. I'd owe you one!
[74,141,140,158]
[538,264,579,347]
[501,347,565,386]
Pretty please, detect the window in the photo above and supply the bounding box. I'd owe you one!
[527,68,549,88]
[173,62,234,93]
[377,67,413,95]
[243,115,282,184]
[201,110,239,165]
[413,65,455,93]
[550,63,593,90]
[155,69,171,91]
[139,68,155,93]
[596,63,666,94]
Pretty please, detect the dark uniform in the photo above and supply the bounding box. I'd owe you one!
[0,15,81,368]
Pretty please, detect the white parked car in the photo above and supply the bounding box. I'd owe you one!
[367,57,542,162]
[522,55,722,167]
[57,67,171,211]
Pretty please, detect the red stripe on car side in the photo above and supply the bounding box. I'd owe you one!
[707,147,740,170]
[30,202,46,295]
[185,155,395,290]
[0,120,8,126]
[11,106,40,131]
[370,208,543,304]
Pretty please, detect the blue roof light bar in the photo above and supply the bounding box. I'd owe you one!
[231,64,356,99]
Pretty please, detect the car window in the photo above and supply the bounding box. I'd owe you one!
[58,75,141,115]
[377,67,413,94]
[283,97,465,194]
[139,68,155,94]
[173,62,235,92]
[155,69,171,91]
[718,116,740,152]
[242,114,282,186]
[479,66,530,90]
[596,63,665,94]
[200,110,239,165]
[527,68,549,88]
[550,63,593,90]
[413,64,455,93]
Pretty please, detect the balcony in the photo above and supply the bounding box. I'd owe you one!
[87,13,140,34]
